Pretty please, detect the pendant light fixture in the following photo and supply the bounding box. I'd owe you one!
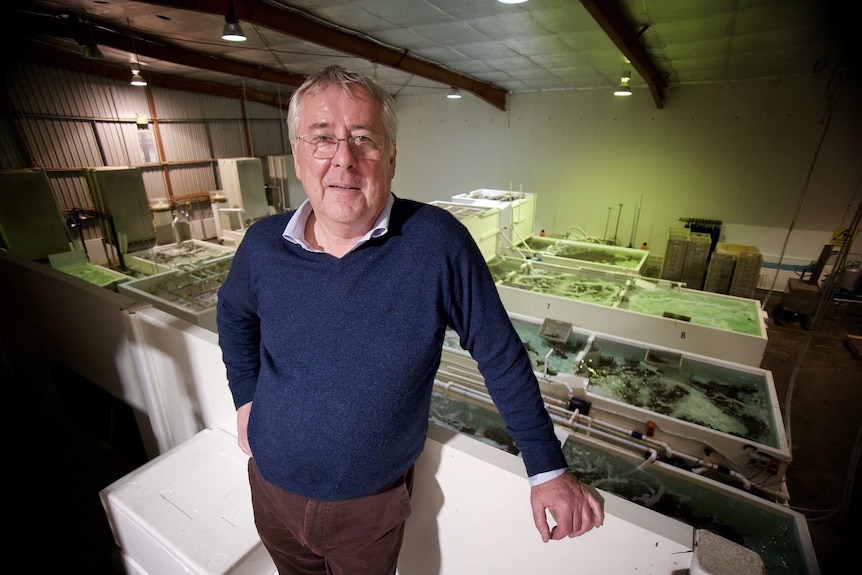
[81,44,104,60]
[128,26,147,87]
[222,2,247,42]
[129,67,147,87]
[222,16,246,42]
[614,71,633,96]
[447,87,462,99]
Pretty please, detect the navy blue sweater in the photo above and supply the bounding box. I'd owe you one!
[217,196,567,500]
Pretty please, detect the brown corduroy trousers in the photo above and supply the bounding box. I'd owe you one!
[248,458,414,575]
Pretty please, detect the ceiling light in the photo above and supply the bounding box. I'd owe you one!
[130,68,147,87]
[447,87,462,99]
[614,71,632,96]
[81,44,104,60]
[497,0,528,4]
[222,16,247,42]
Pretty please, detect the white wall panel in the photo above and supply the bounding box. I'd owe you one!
[202,94,244,119]
[394,74,862,257]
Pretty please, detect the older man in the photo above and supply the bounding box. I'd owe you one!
[217,65,603,575]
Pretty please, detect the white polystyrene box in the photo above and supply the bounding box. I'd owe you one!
[100,427,276,575]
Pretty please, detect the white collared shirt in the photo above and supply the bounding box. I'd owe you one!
[283,193,394,254]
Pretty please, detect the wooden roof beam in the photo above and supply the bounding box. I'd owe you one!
[141,0,509,110]
[19,41,291,110]
[580,0,666,108]
[15,10,307,88]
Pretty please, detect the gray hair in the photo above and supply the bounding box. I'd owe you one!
[287,65,398,145]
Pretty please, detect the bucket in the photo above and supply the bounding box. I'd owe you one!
[836,264,862,295]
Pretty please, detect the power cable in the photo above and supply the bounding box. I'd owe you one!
[762,67,846,312]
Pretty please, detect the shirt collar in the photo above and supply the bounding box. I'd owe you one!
[283,193,394,253]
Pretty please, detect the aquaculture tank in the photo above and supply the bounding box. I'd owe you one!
[572,330,789,499]
[118,254,233,332]
[505,235,649,276]
[48,249,135,290]
[440,312,789,501]
[488,255,768,367]
[125,239,236,276]
[449,188,536,247]
[56,261,135,290]
[428,392,819,575]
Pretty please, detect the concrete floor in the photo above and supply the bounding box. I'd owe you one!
[758,288,862,575]
[8,288,861,574]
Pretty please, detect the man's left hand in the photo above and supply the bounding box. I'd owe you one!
[530,472,604,542]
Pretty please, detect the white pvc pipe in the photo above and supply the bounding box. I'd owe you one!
[546,403,674,459]
[548,402,752,491]
[433,379,753,492]
[546,408,659,466]
[543,348,554,378]
[434,380,659,469]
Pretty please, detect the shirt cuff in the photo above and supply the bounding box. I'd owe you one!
[528,467,567,487]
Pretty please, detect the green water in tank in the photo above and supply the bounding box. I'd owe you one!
[487,257,763,336]
[444,315,778,448]
[428,394,809,575]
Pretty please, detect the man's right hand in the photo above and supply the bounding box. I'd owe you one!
[237,402,253,456]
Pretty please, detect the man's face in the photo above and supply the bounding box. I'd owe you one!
[291,85,396,234]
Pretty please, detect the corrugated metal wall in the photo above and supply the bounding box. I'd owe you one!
[249,120,289,158]
[20,118,104,167]
[207,121,247,159]
[0,61,289,241]
[158,123,214,162]
[0,116,26,169]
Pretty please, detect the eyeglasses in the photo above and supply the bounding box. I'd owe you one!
[296,134,388,159]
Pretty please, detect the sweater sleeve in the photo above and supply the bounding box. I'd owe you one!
[446,228,568,477]
[216,231,262,409]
